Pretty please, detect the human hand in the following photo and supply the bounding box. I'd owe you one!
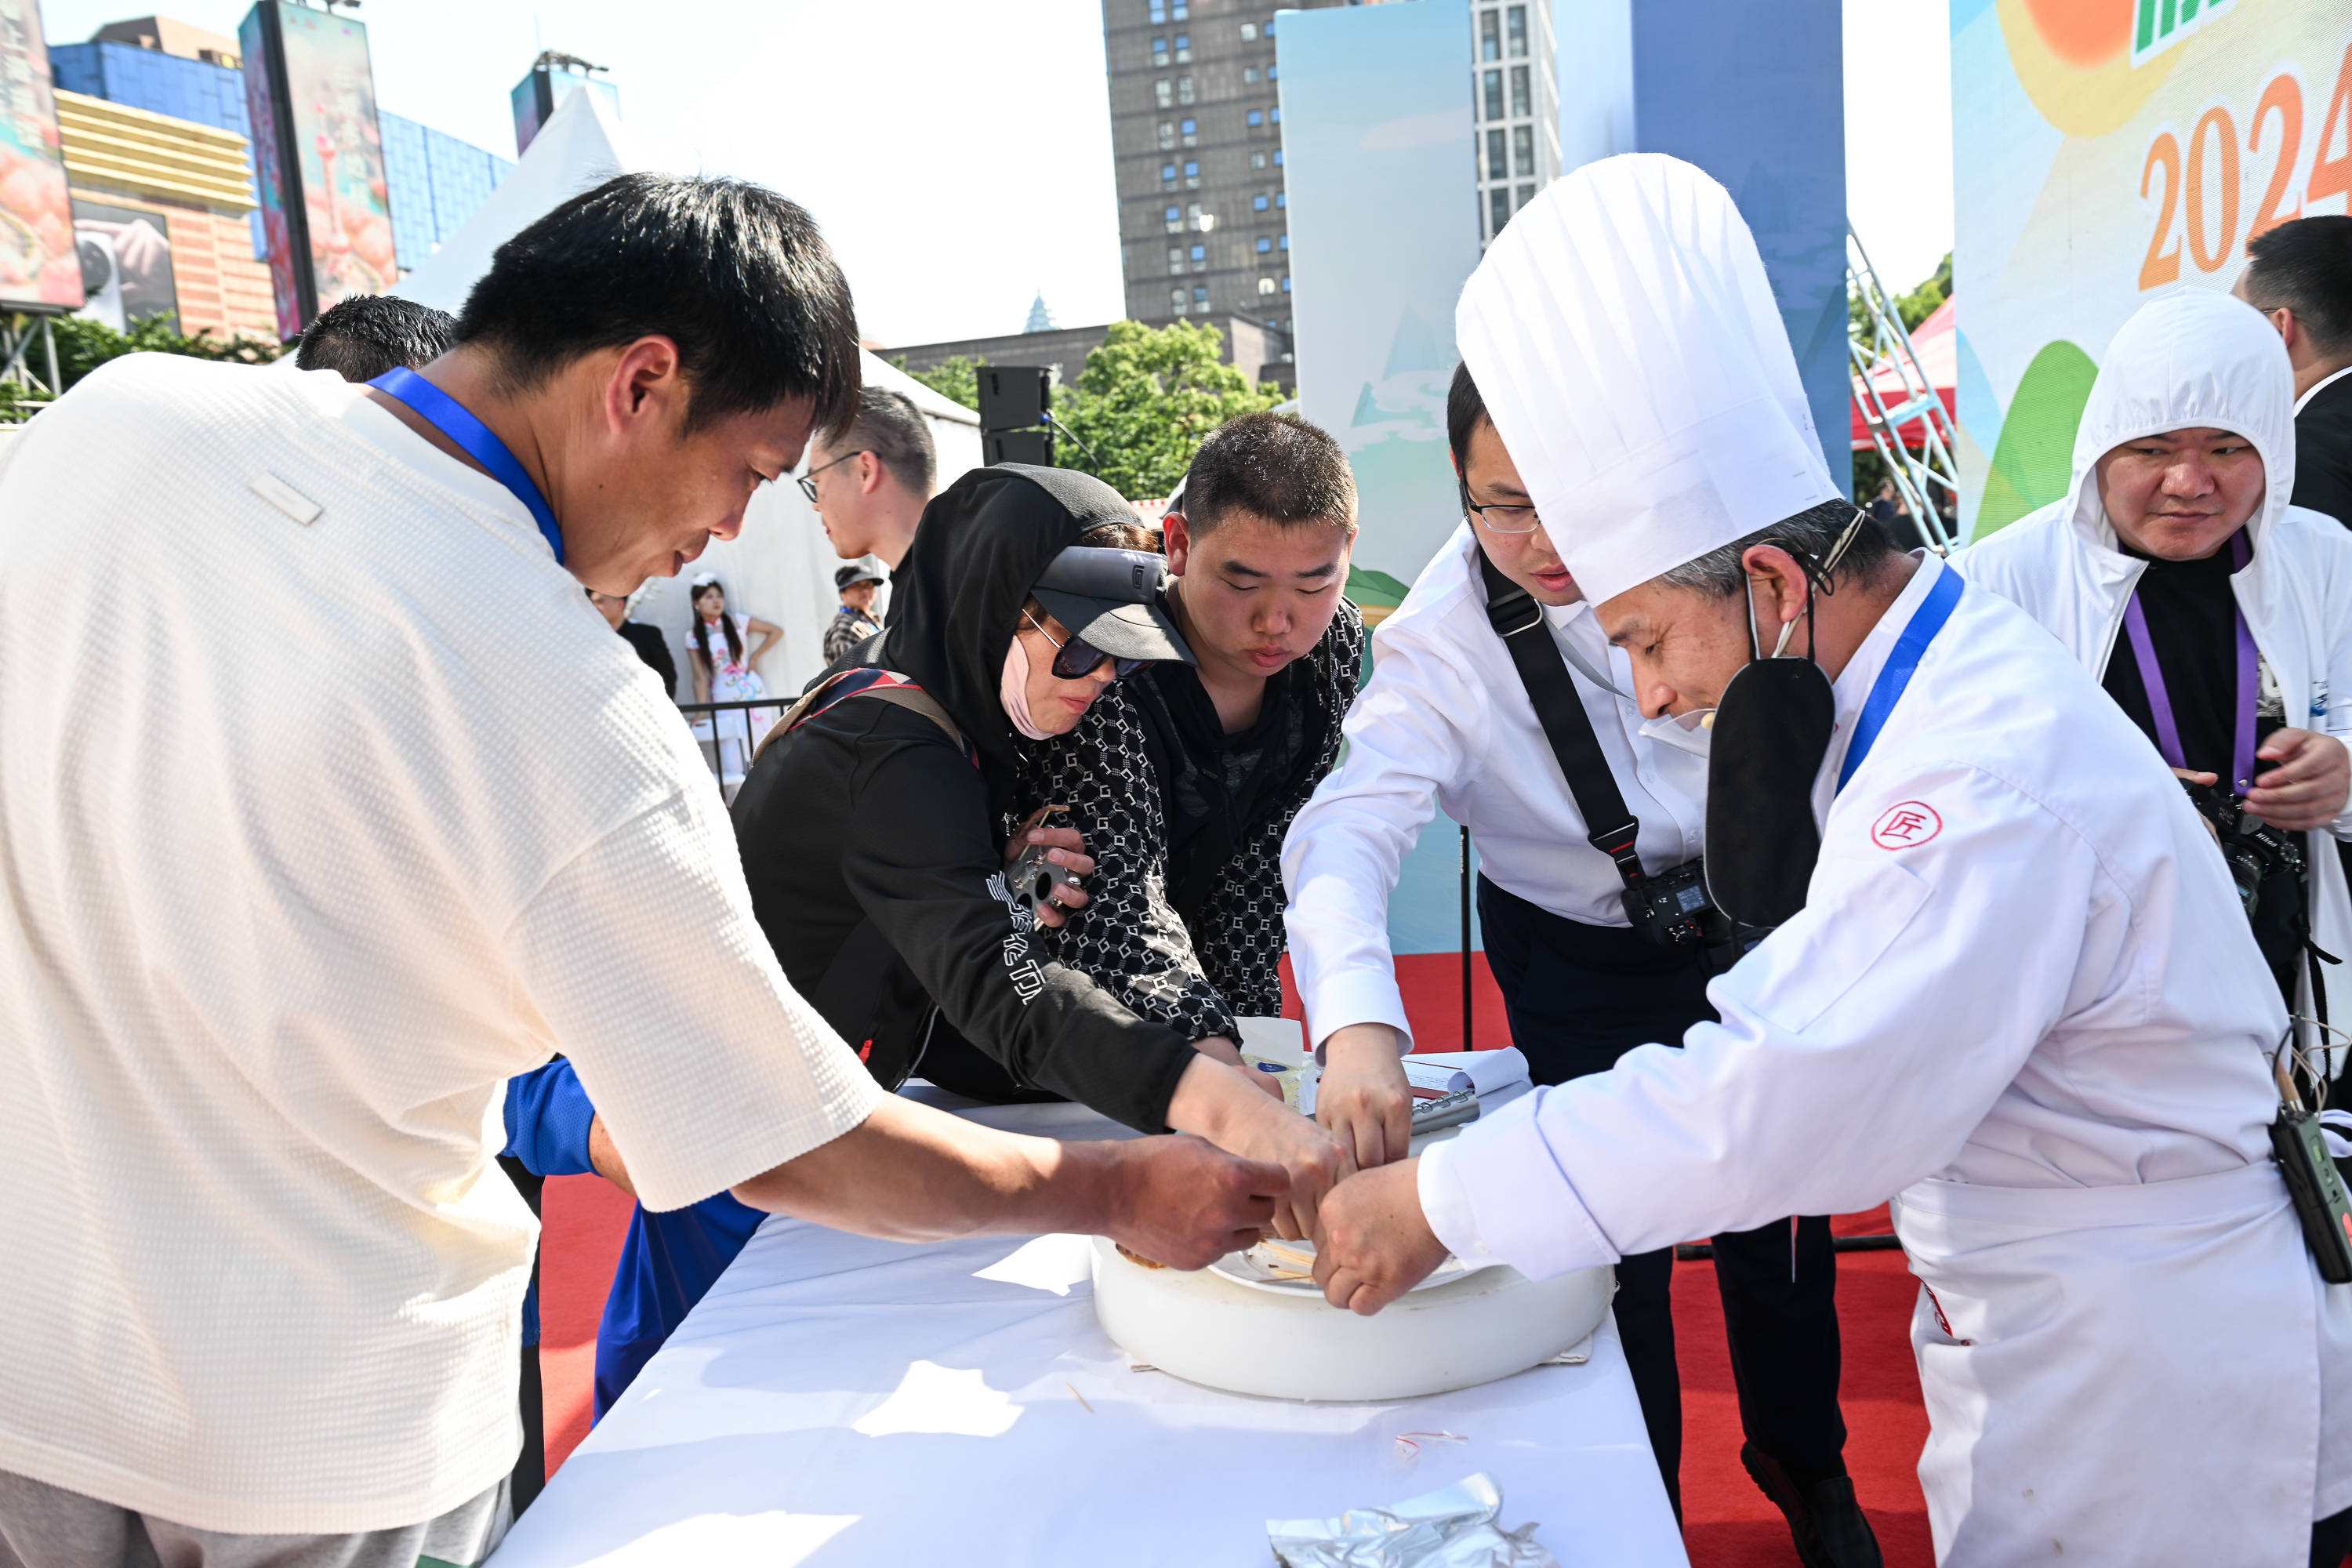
[587,1113,637,1199]
[1312,1158,1450,1316]
[2247,729,2351,831]
[1005,805,1093,928]
[1192,1035,1286,1100]
[1317,1023,1414,1168]
[1165,1054,1353,1240]
[87,217,168,274]
[1097,1132,1289,1269]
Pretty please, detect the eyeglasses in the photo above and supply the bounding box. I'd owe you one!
[796,448,869,504]
[1464,493,1544,535]
[1025,608,1145,681]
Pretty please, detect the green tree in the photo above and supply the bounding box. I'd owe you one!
[1050,319,1283,499]
[889,353,984,412]
[1894,252,1952,332]
[41,311,281,390]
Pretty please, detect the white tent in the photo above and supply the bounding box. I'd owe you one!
[390,87,982,699]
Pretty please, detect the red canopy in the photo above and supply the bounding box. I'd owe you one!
[1852,297,1955,451]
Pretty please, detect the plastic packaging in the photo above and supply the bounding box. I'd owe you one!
[1267,1474,1556,1568]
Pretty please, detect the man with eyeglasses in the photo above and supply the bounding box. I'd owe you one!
[800,387,935,571]
[1284,359,1875,1562]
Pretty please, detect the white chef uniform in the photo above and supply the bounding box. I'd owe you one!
[1281,523,1706,1047]
[1958,288,2352,1058]
[1425,152,2352,1566]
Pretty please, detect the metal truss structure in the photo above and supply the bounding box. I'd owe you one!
[1847,228,1959,554]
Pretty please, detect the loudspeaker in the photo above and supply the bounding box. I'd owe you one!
[976,365,1051,434]
[983,429,1053,466]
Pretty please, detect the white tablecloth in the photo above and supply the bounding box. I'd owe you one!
[488,1095,1687,1567]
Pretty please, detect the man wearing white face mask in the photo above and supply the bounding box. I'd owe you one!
[1958,289,2352,1078]
[1284,372,1873,1556]
[1308,153,2352,1568]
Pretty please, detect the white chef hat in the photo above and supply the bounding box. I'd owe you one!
[1456,153,1839,606]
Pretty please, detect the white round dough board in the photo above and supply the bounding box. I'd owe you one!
[1090,1235,1613,1403]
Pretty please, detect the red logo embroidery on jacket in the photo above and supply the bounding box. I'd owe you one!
[1871,801,1943,850]
[1922,1283,1972,1345]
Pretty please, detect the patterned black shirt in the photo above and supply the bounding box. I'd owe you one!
[1012,601,1365,1042]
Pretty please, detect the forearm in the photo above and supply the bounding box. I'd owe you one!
[730,1094,1123,1243]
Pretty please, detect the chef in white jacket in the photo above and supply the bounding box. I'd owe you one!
[1280,367,1871,1555]
[1957,289,2352,1071]
[1310,153,2352,1567]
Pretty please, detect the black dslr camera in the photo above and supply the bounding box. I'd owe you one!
[2183,780,2306,920]
[1622,858,1757,976]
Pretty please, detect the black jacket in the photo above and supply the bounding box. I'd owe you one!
[730,466,1199,1133]
[2295,372,2352,530]
[616,619,677,699]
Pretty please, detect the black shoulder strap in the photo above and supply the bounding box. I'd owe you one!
[1475,546,1646,891]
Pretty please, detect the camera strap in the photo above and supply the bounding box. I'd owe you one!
[2120,531,2257,790]
[1475,546,1646,891]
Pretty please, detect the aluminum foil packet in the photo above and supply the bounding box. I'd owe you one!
[1266,1473,1557,1568]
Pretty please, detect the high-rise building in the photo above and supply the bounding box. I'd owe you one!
[1099,0,1339,381]
[511,52,619,157]
[1469,1,1559,245]
[1102,0,1557,381]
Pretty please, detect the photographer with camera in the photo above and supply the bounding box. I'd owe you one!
[1960,290,2352,1075]
[1281,363,1872,1556]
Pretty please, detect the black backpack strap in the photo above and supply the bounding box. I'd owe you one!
[1475,546,1646,891]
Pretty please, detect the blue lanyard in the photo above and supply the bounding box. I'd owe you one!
[1835,564,1964,791]
[368,366,564,564]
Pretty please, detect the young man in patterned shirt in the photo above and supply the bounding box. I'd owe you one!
[1010,413,1364,1074]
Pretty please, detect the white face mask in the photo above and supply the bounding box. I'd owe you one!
[1639,708,1715,758]
[1001,633,1053,741]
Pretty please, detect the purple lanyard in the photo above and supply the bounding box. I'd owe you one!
[2121,531,2257,790]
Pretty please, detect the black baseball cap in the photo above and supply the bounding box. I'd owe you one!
[1029,545,1194,666]
[834,562,885,591]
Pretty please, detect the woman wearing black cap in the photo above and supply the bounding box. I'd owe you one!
[736,464,1348,1240]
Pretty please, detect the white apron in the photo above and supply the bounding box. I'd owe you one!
[1896,1163,2336,1566]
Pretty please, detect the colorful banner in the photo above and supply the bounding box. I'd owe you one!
[1280,0,1479,614]
[0,0,83,314]
[240,2,396,338]
[1954,0,2352,539]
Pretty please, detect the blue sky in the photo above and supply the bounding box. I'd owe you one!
[37,0,1955,345]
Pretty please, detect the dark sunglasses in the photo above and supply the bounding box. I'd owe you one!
[1025,609,1145,681]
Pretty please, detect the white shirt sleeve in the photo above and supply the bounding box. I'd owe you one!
[1282,621,1488,1051]
[504,788,884,1213]
[1418,764,2114,1277]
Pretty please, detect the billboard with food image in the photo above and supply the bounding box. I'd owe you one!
[0,0,85,314]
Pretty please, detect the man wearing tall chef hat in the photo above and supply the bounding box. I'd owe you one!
[1308,153,2352,1567]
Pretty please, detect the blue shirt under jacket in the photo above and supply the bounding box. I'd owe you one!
[499,1059,764,1419]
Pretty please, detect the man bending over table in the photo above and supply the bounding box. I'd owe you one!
[0,173,1282,1568]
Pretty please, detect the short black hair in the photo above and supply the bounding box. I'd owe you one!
[822,387,936,498]
[1446,360,1488,476]
[2245,216,2352,356]
[456,173,862,436]
[293,294,457,383]
[1655,499,1897,598]
[1179,411,1357,535]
